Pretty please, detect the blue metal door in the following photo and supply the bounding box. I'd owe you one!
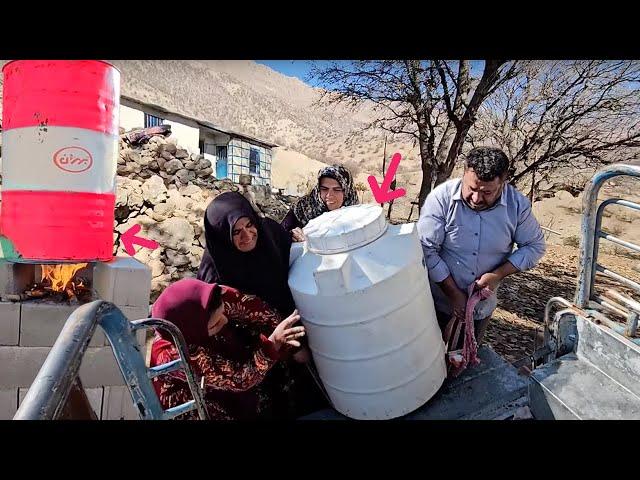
[216,146,228,179]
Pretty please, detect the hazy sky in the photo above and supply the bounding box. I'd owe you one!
[256,60,487,88]
[256,60,346,87]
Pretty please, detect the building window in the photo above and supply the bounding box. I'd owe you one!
[249,147,260,174]
[144,113,164,128]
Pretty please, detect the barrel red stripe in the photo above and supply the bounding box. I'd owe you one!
[0,190,116,261]
[2,60,120,135]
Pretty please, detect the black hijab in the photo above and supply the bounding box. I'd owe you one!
[197,192,295,316]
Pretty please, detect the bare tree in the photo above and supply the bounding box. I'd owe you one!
[469,60,640,197]
[310,60,519,207]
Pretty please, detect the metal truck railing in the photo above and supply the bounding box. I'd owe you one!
[575,163,640,336]
[537,163,640,362]
[13,300,208,420]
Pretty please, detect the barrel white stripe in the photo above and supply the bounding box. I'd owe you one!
[2,126,117,193]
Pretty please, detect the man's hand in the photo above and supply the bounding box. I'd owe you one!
[476,272,501,292]
[291,227,306,243]
[476,261,518,292]
[449,288,468,319]
[439,275,467,319]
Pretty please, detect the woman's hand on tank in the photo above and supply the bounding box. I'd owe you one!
[291,228,306,242]
[269,309,306,351]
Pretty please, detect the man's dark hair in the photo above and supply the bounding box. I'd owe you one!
[463,147,510,181]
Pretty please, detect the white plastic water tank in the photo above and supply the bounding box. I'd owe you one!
[288,204,447,420]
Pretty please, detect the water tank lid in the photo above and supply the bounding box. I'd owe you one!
[303,204,388,254]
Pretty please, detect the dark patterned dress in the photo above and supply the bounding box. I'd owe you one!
[151,286,292,420]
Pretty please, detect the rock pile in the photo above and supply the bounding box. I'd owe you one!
[114,130,295,301]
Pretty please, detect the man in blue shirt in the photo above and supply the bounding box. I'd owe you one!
[417,147,546,343]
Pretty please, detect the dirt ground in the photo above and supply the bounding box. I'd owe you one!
[482,244,640,363]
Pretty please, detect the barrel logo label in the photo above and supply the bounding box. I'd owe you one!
[53,146,93,173]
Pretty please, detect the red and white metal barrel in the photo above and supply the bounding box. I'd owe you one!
[1,60,120,262]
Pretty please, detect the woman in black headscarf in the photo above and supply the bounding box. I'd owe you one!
[197,191,295,317]
[197,191,329,417]
[281,164,359,242]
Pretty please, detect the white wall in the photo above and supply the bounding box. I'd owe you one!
[119,105,201,155]
[119,105,144,131]
[163,120,200,155]
[203,152,217,174]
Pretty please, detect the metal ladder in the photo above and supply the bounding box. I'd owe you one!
[13,300,209,420]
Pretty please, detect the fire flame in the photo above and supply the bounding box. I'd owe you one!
[41,263,88,292]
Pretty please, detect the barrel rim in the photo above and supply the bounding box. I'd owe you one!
[305,204,388,255]
[2,59,121,75]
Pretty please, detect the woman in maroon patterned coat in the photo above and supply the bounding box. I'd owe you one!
[150,278,305,420]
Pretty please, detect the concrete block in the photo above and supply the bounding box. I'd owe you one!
[94,257,151,308]
[19,386,103,419]
[0,301,20,345]
[79,347,127,388]
[0,346,126,388]
[118,305,150,322]
[103,385,140,420]
[0,388,18,420]
[20,303,105,347]
[0,261,35,296]
[0,346,50,388]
